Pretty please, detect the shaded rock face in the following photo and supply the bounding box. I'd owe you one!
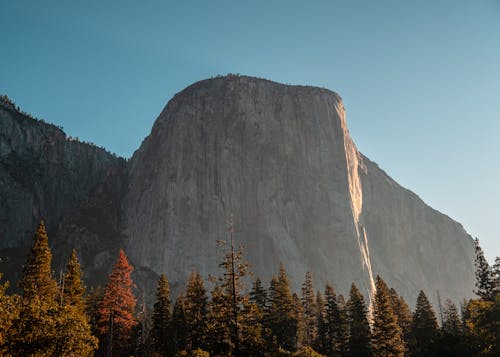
[0,76,475,307]
[0,98,126,285]
[125,75,475,306]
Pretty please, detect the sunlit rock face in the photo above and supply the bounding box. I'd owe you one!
[124,75,475,305]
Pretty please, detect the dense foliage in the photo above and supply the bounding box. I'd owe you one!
[0,224,497,356]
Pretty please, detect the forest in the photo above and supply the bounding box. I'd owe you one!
[0,221,498,356]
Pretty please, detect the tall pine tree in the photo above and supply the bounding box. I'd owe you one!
[347,283,372,357]
[54,250,98,356]
[371,275,405,357]
[411,290,438,357]
[268,263,300,352]
[474,238,494,301]
[185,271,209,352]
[8,221,60,355]
[389,287,413,356]
[98,249,137,356]
[152,274,172,356]
[301,272,317,347]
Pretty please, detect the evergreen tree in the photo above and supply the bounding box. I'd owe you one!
[371,276,405,357]
[53,249,97,356]
[314,291,328,354]
[0,274,20,354]
[8,221,61,355]
[86,286,104,339]
[463,296,499,357]
[301,272,317,347]
[207,235,264,356]
[492,256,500,296]
[474,238,494,301]
[347,283,372,357]
[268,263,300,352]
[171,294,188,353]
[152,274,172,356]
[389,288,413,356]
[336,294,349,357]
[250,277,267,312]
[98,249,137,356]
[436,299,462,356]
[185,271,209,352]
[411,290,439,357]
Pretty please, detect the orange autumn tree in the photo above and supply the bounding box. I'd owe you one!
[98,249,137,355]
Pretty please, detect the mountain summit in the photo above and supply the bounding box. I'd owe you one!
[0,76,475,305]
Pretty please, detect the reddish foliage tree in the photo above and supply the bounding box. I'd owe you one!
[97,249,137,355]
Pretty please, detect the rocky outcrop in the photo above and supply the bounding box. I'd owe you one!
[124,75,475,306]
[0,76,476,307]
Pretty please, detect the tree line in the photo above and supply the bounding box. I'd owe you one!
[0,221,498,356]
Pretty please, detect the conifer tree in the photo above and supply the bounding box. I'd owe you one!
[347,283,372,357]
[0,274,20,354]
[336,294,349,356]
[389,287,413,356]
[98,249,137,356]
[371,276,405,357]
[436,298,462,356]
[152,274,172,356]
[171,294,188,353]
[411,290,438,357]
[86,286,104,339]
[301,272,317,347]
[474,238,494,301]
[53,250,98,356]
[491,256,500,296]
[314,291,328,354]
[250,277,267,312]
[185,271,208,352]
[268,263,300,352]
[8,221,60,355]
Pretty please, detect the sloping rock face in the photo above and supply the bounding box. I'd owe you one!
[0,97,126,284]
[125,75,475,305]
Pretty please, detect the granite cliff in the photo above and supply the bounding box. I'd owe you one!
[0,76,476,306]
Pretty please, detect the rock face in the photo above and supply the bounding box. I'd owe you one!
[0,96,126,284]
[0,76,476,307]
[124,75,475,305]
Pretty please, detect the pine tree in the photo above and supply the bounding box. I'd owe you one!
[474,238,494,301]
[250,277,267,312]
[492,256,500,297]
[436,298,462,356]
[171,294,188,353]
[301,272,317,347]
[268,263,300,352]
[411,290,439,357]
[152,274,172,356]
[86,286,104,339]
[371,275,405,357]
[314,291,328,354]
[0,274,20,354]
[8,221,60,355]
[389,287,413,356]
[185,271,208,352]
[347,283,372,357]
[98,249,137,356]
[53,249,98,356]
[336,294,349,356]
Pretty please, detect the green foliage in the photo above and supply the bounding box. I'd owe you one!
[411,290,439,357]
[474,238,494,301]
[171,295,189,353]
[184,271,209,352]
[347,283,372,357]
[301,272,317,347]
[389,287,413,356]
[463,296,499,356]
[152,274,172,356]
[371,276,405,357]
[267,264,300,352]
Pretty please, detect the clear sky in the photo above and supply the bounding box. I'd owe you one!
[1,0,499,262]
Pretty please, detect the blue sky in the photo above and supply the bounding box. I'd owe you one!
[1,0,499,262]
